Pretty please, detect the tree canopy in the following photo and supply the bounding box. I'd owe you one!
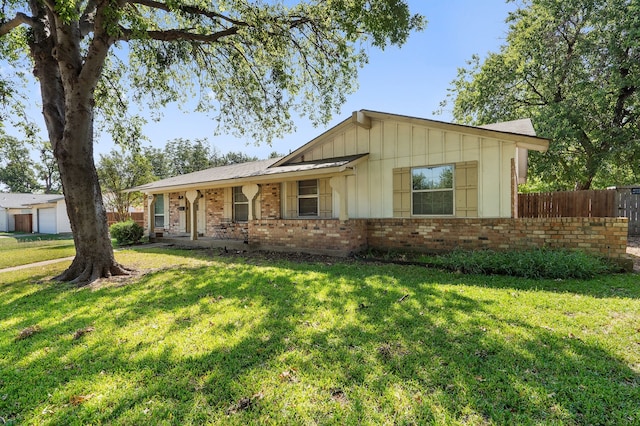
[0,135,39,193]
[0,0,423,284]
[441,0,640,190]
[142,138,259,179]
[97,149,156,222]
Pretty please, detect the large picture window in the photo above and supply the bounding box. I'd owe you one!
[154,194,165,227]
[412,165,454,215]
[233,186,249,222]
[298,179,318,216]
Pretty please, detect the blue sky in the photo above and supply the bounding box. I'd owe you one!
[135,0,516,159]
[16,1,517,161]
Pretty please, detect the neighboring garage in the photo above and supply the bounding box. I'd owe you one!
[0,193,71,234]
[37,207,57,234]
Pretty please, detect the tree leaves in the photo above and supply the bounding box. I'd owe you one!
[0,134,39,192]
[443,0,640,190]
[97,149,156,221]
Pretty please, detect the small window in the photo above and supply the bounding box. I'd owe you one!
[298,179,318,216]
[412,165,454,215]
[233,186,249,222]
[154,194,165,227]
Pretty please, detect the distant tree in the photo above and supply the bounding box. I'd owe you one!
[0,135,39,193]
[268,151,285,159]
[145,139,260,178]
[216,151,259,166]
[141,147,171,181]
[97,150,156,223]
[441,0,640,190]
[35,142,62,194]
[164,138,215,176]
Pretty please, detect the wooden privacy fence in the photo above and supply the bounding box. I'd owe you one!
[107,212,144,228]
[518,188,640,236]
[617,187,640,236]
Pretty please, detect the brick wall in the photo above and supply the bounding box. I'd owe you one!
[249,219,368,256]
[149,189,629,262]
[205,188,225,235]
[365,217,628,260]
[143,202,148,230]
[167,192,183,234]
[260,183,281,219]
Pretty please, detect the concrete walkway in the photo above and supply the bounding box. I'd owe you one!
[0,242,174,275]
[0,256,75,274]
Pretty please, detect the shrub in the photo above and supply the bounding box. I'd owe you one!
[426,248,615,279]
[109,220,144,245]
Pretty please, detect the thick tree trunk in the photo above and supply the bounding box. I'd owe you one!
[53,95,131,284]
[27,2,130,285]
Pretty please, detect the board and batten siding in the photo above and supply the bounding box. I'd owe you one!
[392,161,478,218]
[282,178,333,219]
[289,117,519,219]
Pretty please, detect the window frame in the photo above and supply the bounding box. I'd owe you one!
[411,164,455,216]
[297,179,319,217]
[154,194,165,228]
[232,186,249,222]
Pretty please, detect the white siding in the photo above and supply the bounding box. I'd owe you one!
[285,117,519,219]
[56,201,72,233]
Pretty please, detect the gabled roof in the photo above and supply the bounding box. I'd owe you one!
[131,109,550,194]
[0,193,64,209]
[272,110,549,167]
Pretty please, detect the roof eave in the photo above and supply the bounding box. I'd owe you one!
[134,164,359,194]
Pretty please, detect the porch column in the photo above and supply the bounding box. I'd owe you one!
[329,176,348,221]
[146,194,156,238]
[242,184,260,220]
[185,190,200,241]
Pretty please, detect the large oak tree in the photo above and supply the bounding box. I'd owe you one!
[441,0,640,190]
[0,0,423,284]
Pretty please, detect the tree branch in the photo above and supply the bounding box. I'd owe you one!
[128,0,248,27]
[0,12,36,36]
[79,0,98,36]
[118,26,239,42]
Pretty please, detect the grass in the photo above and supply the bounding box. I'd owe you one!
[0,247,638,425]
[0,234,76,269]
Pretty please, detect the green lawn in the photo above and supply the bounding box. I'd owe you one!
[1,248,638,425]
[0,234,76,269]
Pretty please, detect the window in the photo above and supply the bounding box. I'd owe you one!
[412,165,454,215]
[298,179,318,216]
[154,194,165,227]
[233,186,249,222]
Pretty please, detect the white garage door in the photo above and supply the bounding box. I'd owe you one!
[38,208,57,234]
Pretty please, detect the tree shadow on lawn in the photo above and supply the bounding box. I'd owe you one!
[127,246,640,300]
[0,260,638,424]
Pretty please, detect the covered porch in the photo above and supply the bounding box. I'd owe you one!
[151,233,250,251]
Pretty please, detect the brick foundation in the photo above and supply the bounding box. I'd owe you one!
[249,219,368,256]
[365,217,628,260]
[247,217,628,260]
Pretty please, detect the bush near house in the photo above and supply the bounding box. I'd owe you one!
[109,220,144,245]
[422,248,616,279]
